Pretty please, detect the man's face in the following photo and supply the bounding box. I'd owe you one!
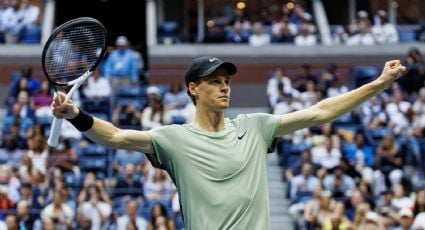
[193,68,231,111]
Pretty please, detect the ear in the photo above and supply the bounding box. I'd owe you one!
[188,82,198,96]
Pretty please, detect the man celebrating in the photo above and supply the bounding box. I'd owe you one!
[51,56,405,229]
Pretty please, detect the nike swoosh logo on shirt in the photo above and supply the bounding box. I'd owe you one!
[238,131,247,140]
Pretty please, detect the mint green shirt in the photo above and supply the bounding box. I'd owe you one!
[148,113,280,230]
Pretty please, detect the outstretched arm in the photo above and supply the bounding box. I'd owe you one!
[51,94,154,153]
[276,60,406,136]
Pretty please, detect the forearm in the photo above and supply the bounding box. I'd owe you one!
[313,79,386,123]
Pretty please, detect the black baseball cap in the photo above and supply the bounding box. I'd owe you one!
[184,56,237,86]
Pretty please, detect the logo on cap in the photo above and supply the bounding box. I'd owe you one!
[209,58,217,62]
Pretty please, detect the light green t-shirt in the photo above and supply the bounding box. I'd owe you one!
[148,113,280,230]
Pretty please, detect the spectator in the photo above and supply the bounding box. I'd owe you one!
[144,169,174,202]
[413,212,425,229]
[117,200,148,230]
[374,135,403,192]
[142,93,171,130]
[391,184,414,210]
[285,150,320,183]
[226,21,250,43]
[271,13,297,43]
[9,66,41,97]
[16,0,40,39]
[82,68,111,99]
[112,103,142,127]
[47,137,79,175]
[400,47,425,95]
[361,95,388,129]
[385,90,411,135]
[5,214,19,230]
[352,202,371,229]
[40,190,74,230]
[346,19,376,46]
[412,87,425,127]
[294,22,317,46]
[77,184,112,230]
[327,78,349,98]
[26,135,48,174]
[203,24,227,43]
[148,203,175,230]
[248,22,270,47]
[303,190,335,229]
[372,10,399,44]
[33,80,53,119]
[0,136,24,168]
[0,165,20,203]
[413,189,425,215]
[266,67,294,108]
[322,166,355,199]
[77,175,111,206]
[395,208,414,230]
[273,93,303,116]
[0,185,15,216]
[16,200,36,230]
[3,103,34,138]
[293,64,318,93]
[311,138,342,170]
[344,189,365,221]
[113,163,144,199]
[1,0,19,43]
[163,82,190,112]
[299,80,321,108]
[289,163,320,204]
[19,182,43,211]
[364,211,383,229]
[103,36,139,92]
[321,202,352,229]
[344,132,375,177]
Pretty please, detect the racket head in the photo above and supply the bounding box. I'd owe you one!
[42,17,107,87]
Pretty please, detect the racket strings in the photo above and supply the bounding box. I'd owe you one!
[44,23,105,85]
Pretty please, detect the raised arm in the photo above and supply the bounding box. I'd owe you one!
[51,94,154,154]
[276,60,406,136]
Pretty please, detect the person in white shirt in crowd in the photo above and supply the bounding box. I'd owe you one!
[163,81,191,122]
[294,22,317,46]
[77,184,112,230]
[273,93,304,116]
[271,13,298,43]
[385,90,412,135]
[394,208,414,230]
[311,138,341,170]
[144,169,175,202]
[117,200,148,230]
[248,21,270,47]
[372,10,399,45]
[41,190,74,229]
[142,87,171,130]
[0,0,19,43]
[299,80,321,108]
[327,78,349,98]
[83,68,112,99]
[412,87,425,127]
[346,15,376,46]
[391,184,414,210]
[361,95,388,128]
[267,67,295,108]
[15,0,39,32]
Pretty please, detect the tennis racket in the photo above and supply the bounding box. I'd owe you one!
[42,17,107,147]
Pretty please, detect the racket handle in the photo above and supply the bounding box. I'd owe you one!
[48,117,63,147]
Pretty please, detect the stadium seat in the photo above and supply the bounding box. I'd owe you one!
[158,21,180,44]
[398,29,417,43]
[20,25,41,44]
[79,156,107,172]
[117,86,147,98]
[78,144,107,156]
[353,66,379,88]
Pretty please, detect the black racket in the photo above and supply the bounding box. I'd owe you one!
[42,17,107,146]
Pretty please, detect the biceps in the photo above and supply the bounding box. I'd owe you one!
[116,129,154,153]
[276,108,320,136]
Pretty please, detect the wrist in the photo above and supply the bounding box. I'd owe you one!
[66,108,94,132]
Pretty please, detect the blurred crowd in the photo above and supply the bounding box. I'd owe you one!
[0,35,191,229]
[0,0,41,44]
[269,48,425,229]
[201,3,401,46]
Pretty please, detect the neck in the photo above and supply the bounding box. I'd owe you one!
[192,106,225,132]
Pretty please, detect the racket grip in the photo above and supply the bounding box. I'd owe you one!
[48,118,63,147]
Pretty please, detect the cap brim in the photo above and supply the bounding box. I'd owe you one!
[199,62,237,77]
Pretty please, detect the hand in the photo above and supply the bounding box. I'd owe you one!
[51,92,79,119]
[378,60,406,88]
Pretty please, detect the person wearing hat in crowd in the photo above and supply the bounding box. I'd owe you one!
[364,211,381,230]
[51,56,405,229]
[103,35,139,94]
[394,208,414,230]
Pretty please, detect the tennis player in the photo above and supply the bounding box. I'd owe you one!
[51,56,405,229]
